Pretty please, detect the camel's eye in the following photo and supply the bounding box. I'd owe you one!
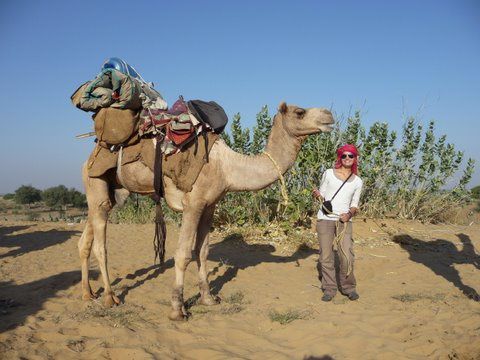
[294,108,306,117]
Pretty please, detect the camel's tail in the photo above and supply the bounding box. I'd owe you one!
[154,203,167,265]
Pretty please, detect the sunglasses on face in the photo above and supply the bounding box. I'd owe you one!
[341,153,355,159]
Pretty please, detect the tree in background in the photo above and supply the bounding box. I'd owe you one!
[3,193,15,200]
[70,190,87,209]
[250,105,272,154]
[42,185,86,209]
[218,105,475,225]
[472,185,480,200]
[230,113,251,154]
[14,185,42,205]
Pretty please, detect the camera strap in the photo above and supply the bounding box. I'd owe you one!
[328,172,353,201]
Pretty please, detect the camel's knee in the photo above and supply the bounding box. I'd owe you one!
[174,250,193,269]
[88,199,113,217]
[78,225,94,258]
[79,245,93,260]
[92,240,106,258]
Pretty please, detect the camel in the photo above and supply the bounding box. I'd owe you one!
[78,102,334,320]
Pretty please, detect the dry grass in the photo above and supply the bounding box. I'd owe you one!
[73,302,145,328]
[268,309,310,325]
[392,293,446,303]
[224,291,246,304]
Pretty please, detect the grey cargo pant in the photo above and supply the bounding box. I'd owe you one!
[316,219,356,296]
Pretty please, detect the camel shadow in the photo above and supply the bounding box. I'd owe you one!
[111,259,175,302]
[0,270,82,333]
[208,233,316,295]
[0,227,79,259]
[108,232,315,304]
[393,233,480,301]
[0,225,32,237]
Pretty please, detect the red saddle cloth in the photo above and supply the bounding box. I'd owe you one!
[166,125,195,146]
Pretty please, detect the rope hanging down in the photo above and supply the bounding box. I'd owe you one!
[263,151,289,207]
[318,197,353,277]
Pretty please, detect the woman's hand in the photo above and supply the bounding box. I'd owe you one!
[339,212,351,223]
[312,189,321,200]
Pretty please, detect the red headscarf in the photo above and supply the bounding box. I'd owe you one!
[334,144,359,174]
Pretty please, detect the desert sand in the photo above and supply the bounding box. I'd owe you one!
[1,219,479,359]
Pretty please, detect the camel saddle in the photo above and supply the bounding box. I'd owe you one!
[87,132,218,193]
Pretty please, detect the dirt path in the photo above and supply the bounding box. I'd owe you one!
[1,220,479,359]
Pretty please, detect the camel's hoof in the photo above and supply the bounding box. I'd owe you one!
[82,291,97,301]
[200,295,221,306]
[104,293,120,307]
[168,310,189,321]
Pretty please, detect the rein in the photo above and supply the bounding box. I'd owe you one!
[317,187,354,277]
[263,151,289,207]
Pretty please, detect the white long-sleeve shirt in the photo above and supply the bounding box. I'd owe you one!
[317,168,363,221]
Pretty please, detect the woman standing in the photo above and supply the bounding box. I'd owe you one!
[312,144,363,302]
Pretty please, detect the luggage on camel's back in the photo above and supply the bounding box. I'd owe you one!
[93,108,139,147]
[70,57,166,113]
[71,58,229,154]
[187,100,228,134]
[71,58,166,147]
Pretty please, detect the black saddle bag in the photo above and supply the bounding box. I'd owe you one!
[187,100,228,134]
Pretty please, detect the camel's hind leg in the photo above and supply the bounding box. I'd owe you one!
[78,219,96,300]
[81,166,119,307]
[195,205,219,306]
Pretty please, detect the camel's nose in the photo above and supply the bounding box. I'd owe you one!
[321,109,334,124]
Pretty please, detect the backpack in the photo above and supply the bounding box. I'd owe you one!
[187,100,228,134]
[92,107,139,146]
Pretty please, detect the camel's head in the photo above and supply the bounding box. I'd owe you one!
[276,102,334,137]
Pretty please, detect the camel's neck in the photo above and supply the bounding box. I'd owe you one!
[225,117,303,192]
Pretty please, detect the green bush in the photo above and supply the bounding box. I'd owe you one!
[14,185,42,205]
[42,185,86,209]
[216,106,475,224]
[472,185,480,200]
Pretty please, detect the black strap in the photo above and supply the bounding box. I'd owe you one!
[329,172,353,201]
[203,131,209,162]
[153,134,164,202]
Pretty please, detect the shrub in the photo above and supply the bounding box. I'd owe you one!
[472,185,480,200]
[14,185,42,205]
[110,194,156,224]
[217,106,475,224]
[42,185,86,209]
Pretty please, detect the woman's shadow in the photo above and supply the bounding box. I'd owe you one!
[393,233,480,301]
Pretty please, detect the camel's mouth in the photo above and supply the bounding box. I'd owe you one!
[319,123,334,133]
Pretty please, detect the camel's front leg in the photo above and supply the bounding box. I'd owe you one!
[195,205,219,306]
[169,205,204,321]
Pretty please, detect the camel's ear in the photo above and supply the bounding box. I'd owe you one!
[278,102,288,114]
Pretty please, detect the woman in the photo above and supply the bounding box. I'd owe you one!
[312,144,363,302]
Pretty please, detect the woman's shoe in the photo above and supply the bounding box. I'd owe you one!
[322,293,334,302]
[347,291,359,301]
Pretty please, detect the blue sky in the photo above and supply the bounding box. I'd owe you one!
[0,0,479,193]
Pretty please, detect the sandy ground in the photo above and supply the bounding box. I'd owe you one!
[0,219,479,359]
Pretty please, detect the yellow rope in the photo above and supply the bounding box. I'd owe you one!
[263,151,289,207]
[334,220,353,277]
[317,198,353,276]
